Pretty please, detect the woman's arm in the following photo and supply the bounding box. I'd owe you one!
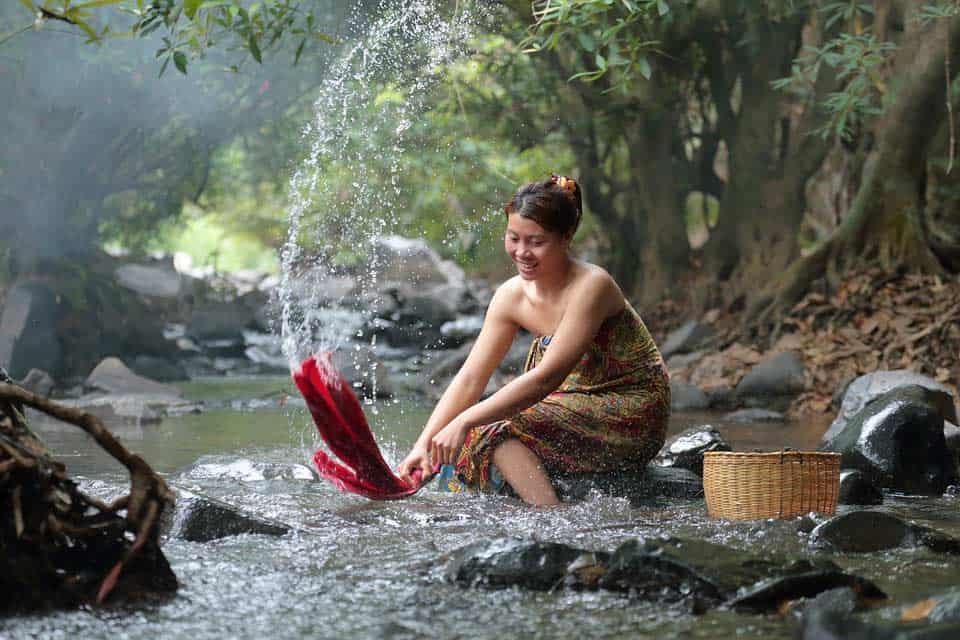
[397,283,519,482]
[429,270,623,464]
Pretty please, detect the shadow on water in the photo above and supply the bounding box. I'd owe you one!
[7,377,960,640]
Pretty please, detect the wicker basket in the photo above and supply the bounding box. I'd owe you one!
[702,451,841,520]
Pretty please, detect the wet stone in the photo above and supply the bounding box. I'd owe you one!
[723,408,786,423]
[838,470,884,506]
[445,538,585,590]
[735,351,806,399]
[730,568,886,614]
[554,465,704,504]
[670,379,710,411]
[653,425,731,476]
[820,385,958,494]
[161,487,290,542]
[176,455,317,482]
[810,510,960,554]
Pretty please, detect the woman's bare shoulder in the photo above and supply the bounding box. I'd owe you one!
[575,262,623,297]
[488,276,525,314]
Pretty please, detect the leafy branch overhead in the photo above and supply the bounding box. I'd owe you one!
[9,0,335,75]
[520,0,670,91]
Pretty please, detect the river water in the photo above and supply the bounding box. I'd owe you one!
[3,375,959,639]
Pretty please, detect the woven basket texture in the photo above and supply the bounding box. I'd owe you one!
[702,451,841,520]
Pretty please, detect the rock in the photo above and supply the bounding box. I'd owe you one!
[945,420,960,468]
[799,605,896,640]
[666,349,706,373]
[925,588,960,623]
[554,465,704,503]
[114,263,182,298]
[17,368,55,396]
[838,470,883,506]
[819,385,958,494]
[723,408,786,423]
[825,370,958,443]
[800,586,860,619]
[810,510,960,554]
[660,321,713,358]
[670,379,710,411]
[0,281,63,380]
[704,385,739,410]
[440,315,484,341]
[371,235,466,293]
[731,568,886,614]
[176,455,317,482]
[128,355,188,382]
[445,538,585,590]
[161,487,290,542]
[85,357,182,399]
[498,334,533,375]
[735,351,806,398]
[653,425,731,476]
[425,342,472,383]
[187,301,256,342]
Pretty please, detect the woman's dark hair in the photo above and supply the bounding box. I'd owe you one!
[504,174,583,237]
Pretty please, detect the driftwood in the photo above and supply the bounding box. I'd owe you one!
[0,367,176,614]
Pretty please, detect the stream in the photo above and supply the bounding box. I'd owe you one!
[3,375,959,639]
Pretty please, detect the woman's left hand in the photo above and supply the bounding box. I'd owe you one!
[430,417,470,466]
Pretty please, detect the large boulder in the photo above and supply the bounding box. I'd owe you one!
[186,301,256,343]
[127,355,188,382]
[330,344,394,398]
[653,425,731,476]
[819,385,958,494]
[837,470,883,506]
[824,370,958,443]
[0,281,63,379]
[17,368,56,397]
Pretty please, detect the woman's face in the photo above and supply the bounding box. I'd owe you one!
[504,213,569,280]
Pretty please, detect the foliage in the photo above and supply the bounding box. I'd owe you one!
[5,1,332,75]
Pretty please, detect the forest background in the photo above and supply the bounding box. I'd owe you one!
[2,0,959,412]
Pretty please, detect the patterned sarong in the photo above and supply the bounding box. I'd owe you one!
[451,303,670,492]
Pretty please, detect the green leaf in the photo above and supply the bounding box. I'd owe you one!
[198,0,230,8]
[17,0,36,11]
[595,53,607,70]
[656,0,670,16]
[183,0,202,19]
[248,34,262,63]
[73,0,125,9]
[293,38,306,65]
[637,55,651,79]
[576,31,595,52]
[173,51,188,74]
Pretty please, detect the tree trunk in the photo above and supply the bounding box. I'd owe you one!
[750,8,960,322]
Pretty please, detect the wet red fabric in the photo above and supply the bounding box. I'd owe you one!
[293,352,430,499]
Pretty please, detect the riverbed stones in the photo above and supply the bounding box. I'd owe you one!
[85,357,182,399]
[0,280,63,379]
[824,370,958,443]
[445,538,585,590]
[735,351,806,399]
[114,262,182,298]
[128,355,189,382]
[838,470,883,505]
[670,379,710,411]
[660,320,713,358]
[653,425,731,476]
[730,568,886,614]
[809,510,960,554]
[17,368,56,396]
[819,385,958,494]
[187,301,256,343]
[162,487,290,542]
[723,408,786,422]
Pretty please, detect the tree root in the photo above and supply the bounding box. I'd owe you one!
[0,381,176,612]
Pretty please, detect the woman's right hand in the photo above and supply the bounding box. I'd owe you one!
[397,444,432,486]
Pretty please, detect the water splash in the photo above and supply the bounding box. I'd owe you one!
[280,1,476,374]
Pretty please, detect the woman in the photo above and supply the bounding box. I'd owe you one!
[397,175,670,505]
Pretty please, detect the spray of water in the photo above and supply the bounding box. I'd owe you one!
[280,1,476,376]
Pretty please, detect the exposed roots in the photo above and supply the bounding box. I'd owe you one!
[0,375,176,613]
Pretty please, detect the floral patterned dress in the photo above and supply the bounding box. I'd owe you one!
[449,303,671,492]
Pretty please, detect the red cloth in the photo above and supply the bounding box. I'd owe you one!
[293,352,431,499]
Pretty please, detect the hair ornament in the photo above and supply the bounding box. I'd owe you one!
[550,173,578,195]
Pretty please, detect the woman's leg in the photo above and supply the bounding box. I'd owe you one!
[492,438,560,506]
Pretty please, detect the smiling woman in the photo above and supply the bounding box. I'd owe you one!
[398,175,671,505]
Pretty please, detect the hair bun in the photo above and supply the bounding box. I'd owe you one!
[551,173,578,194]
